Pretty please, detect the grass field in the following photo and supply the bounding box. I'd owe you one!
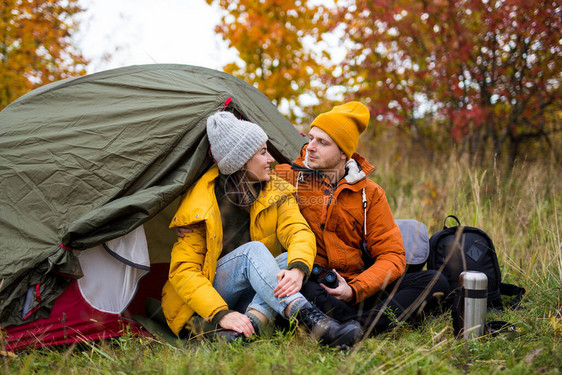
[2,153,561,374]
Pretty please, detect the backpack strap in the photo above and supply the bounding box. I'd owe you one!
[485,320,517,337]
[500,282,526,310]
[443,215,461,229]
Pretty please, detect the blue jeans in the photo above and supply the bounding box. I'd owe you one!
[212,241,305,320]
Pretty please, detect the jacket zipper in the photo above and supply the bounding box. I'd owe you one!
[295,162,367,229]
[322,179,337,229]
[324,176,367,228]
[325,184,335,217]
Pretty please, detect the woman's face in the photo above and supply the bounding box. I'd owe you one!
[244,143,275,182]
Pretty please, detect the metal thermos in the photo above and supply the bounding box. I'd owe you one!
[453,271,488,339]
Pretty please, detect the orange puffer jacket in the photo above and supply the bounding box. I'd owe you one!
[275,146,405,303]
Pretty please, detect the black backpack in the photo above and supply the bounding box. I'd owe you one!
[428,215,525,310]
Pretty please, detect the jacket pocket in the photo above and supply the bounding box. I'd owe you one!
[333,204,364,245]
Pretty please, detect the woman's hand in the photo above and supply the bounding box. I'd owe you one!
[175,226,193,238]
[273,268,305,298]
[321,270,353,303]
[219,311,254,337]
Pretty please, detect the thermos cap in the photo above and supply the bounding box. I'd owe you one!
[459,271,488,290]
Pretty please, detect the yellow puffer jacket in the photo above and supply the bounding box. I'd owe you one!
[161,166,317,335]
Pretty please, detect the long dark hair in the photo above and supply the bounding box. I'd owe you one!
[222,169,265,209]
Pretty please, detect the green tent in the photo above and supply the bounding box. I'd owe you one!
[0,64,305,327]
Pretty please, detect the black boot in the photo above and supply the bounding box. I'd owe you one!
[246,311,264,336]
[296,303,363,348]
[206,329,244,343]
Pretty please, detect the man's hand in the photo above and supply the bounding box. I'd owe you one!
[273,268,305,298]
[218,311,254,337]
[175,226,193,238]
[321,270,353,302]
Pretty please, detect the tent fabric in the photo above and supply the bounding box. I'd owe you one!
[77,225,150,314]
[0,64,306,327]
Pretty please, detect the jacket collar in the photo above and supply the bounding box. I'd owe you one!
[292,144,375,186]
[195,165,295,211]
[254,175,296,208]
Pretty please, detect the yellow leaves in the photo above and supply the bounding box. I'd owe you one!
[209,0,334,121]
[548,310,562,337]
[421,180,447,208]
[213,0,561,164]
[0,0,87,110]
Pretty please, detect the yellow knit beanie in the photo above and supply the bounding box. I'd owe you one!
[310,101,370,158]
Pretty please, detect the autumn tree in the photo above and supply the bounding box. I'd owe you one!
[210,0,561,165]
[334,0,561,165]
[205,0,336,122]
[0,0,87,110]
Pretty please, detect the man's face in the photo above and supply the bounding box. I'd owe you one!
[306,127,346,171]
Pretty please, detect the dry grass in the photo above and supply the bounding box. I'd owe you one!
[2,150,561,374]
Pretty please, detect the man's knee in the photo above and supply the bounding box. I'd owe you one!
[426,270,450,295]
[300,281,327,303]
[400,270,449,303]
[415,270,449,304]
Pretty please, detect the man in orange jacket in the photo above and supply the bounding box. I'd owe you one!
[274,102,448,335]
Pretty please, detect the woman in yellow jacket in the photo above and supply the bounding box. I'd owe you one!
[161,111,362,347]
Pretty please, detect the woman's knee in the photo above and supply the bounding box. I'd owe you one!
[243,241,273,260]
[275,252,289,269]
[219,241,271,268]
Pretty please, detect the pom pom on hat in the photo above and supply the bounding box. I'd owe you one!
[310,102,370,158]
[206,111,268,175]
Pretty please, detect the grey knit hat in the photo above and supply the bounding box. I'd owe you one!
[206,111,268,175]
